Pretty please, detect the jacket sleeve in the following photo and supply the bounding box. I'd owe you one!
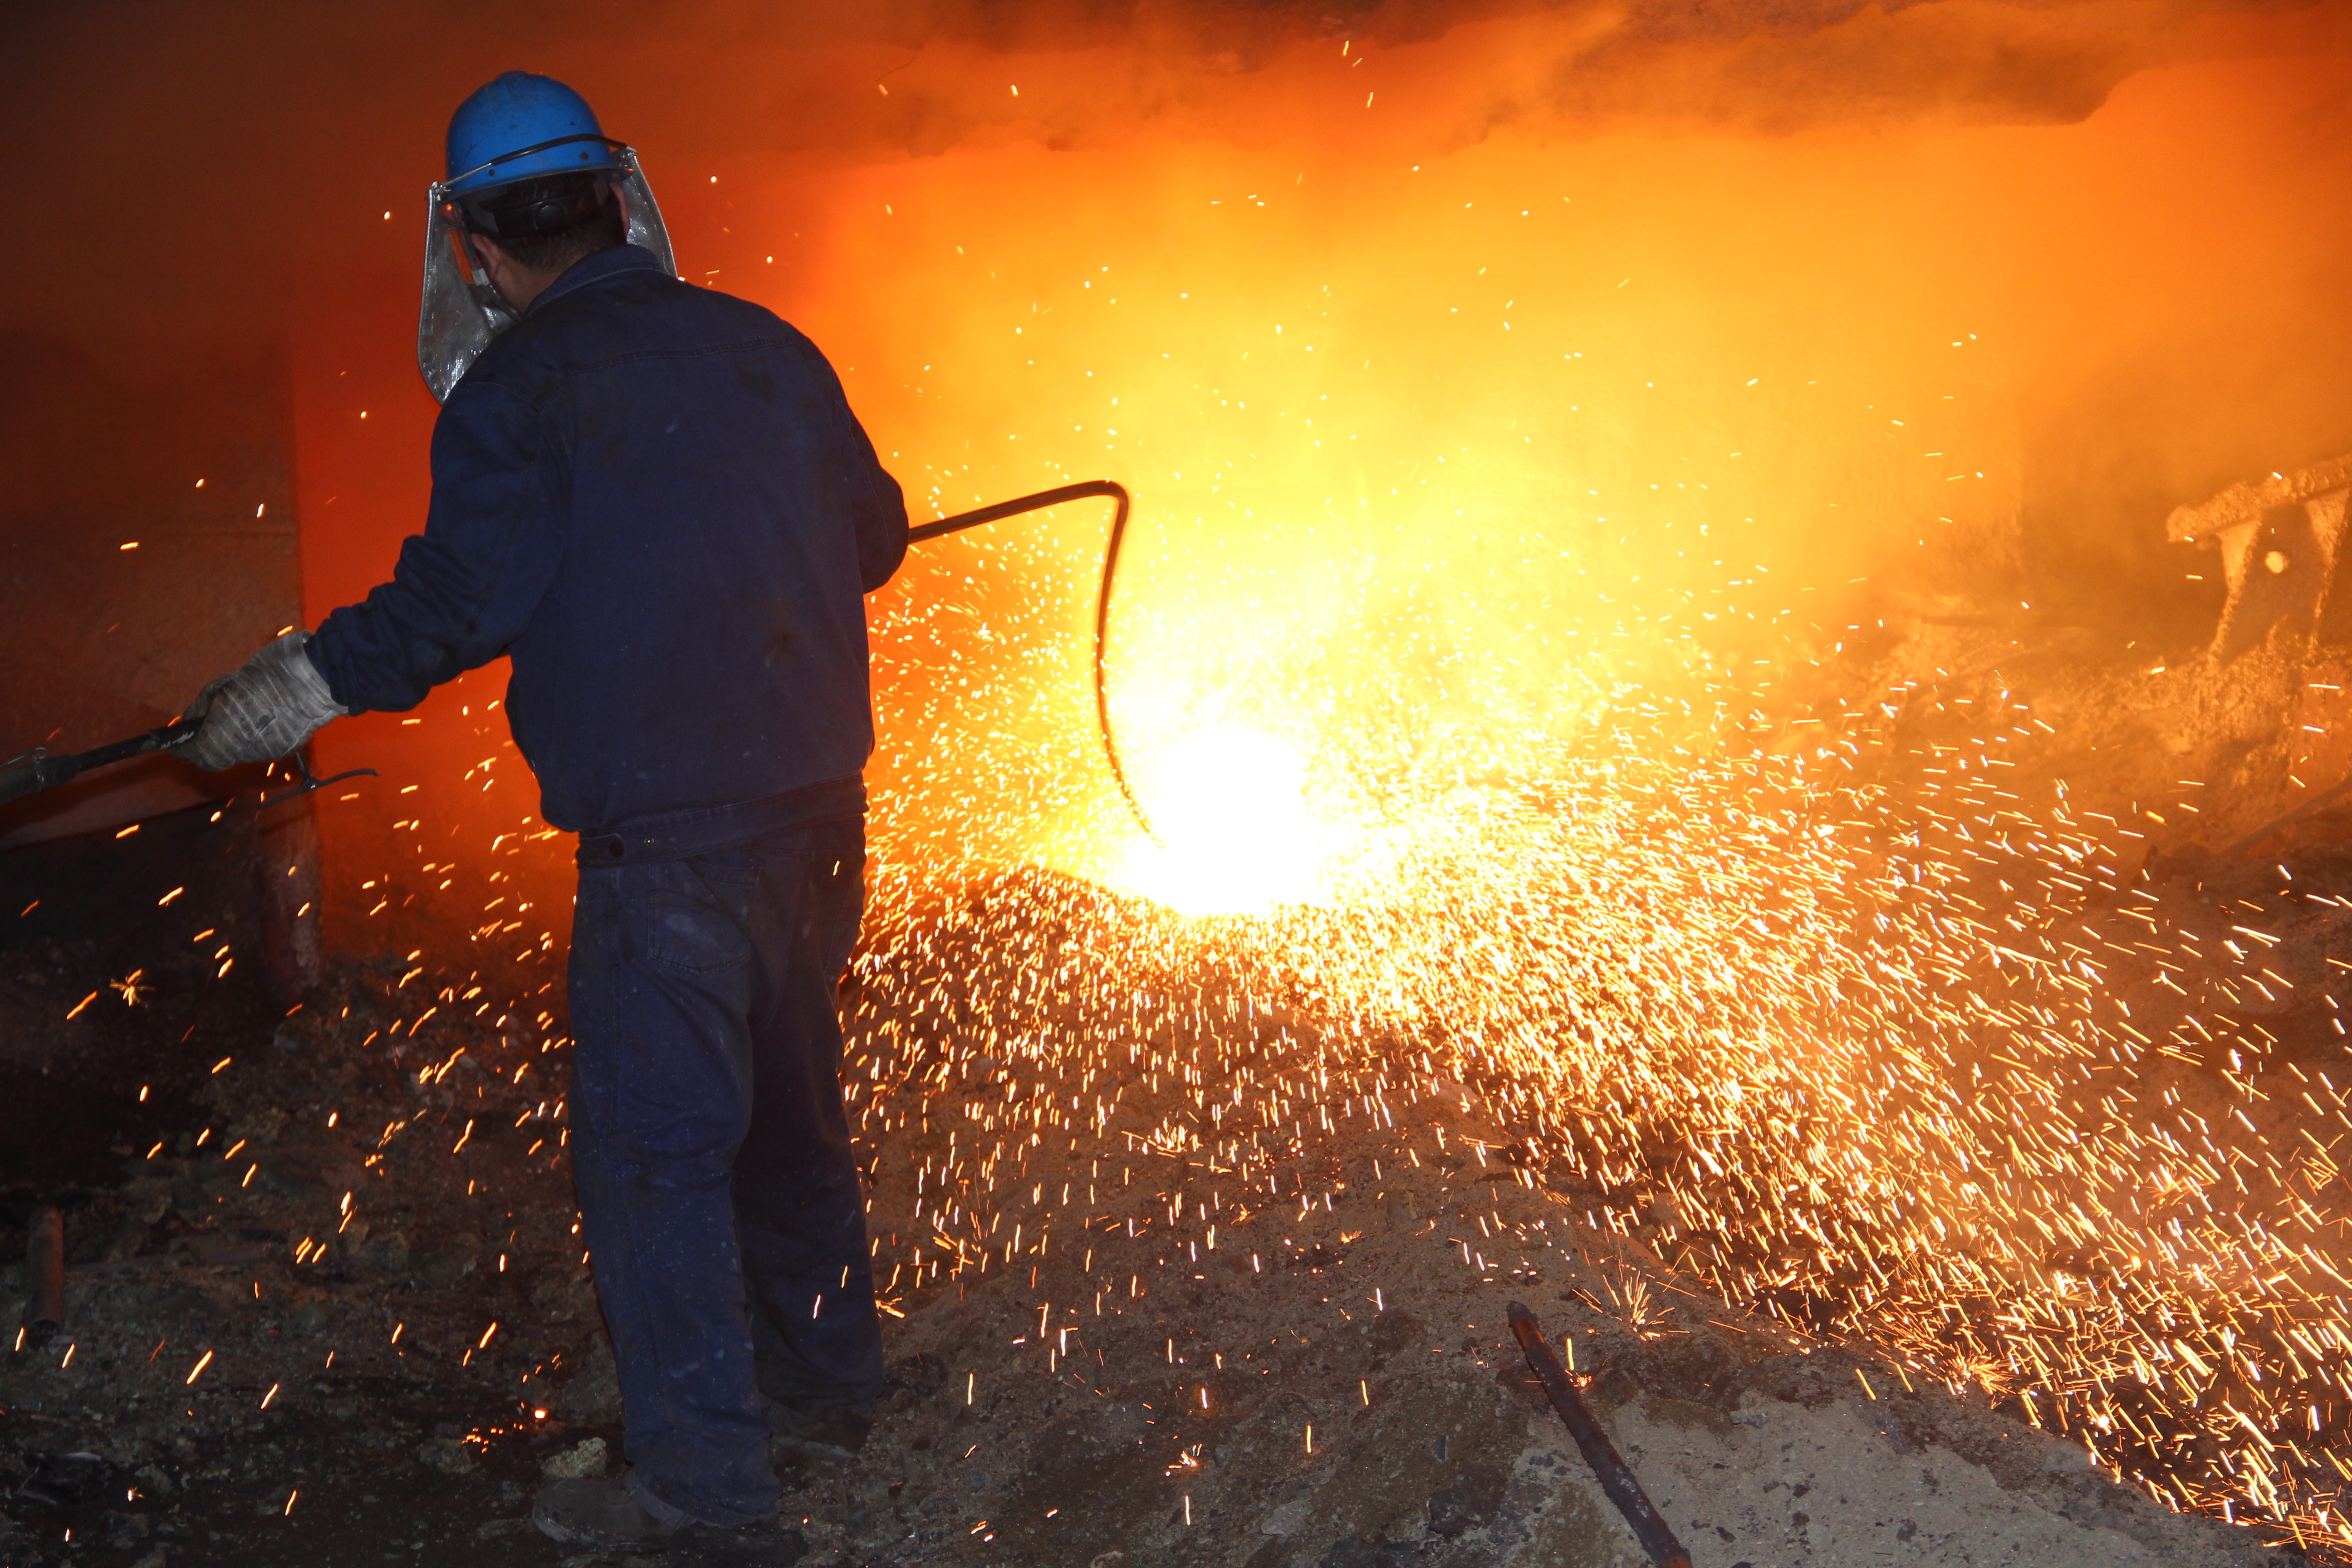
[833,383,908,593]
[307,380,564,713]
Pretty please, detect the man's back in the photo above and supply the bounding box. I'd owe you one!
[182,78,907,1548]
[310,244,908,832]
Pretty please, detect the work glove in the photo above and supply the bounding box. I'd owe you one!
[179,630,350,772]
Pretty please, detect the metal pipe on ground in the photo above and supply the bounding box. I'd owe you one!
[1508,1300,1691,1568]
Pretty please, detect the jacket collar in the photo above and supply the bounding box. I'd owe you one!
[529,243,665,314]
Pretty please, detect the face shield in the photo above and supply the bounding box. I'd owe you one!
[416,145,677,404]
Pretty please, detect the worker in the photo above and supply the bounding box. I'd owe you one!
[177,72,909,1549]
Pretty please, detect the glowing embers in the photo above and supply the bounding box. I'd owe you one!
[1116,725,1338,916]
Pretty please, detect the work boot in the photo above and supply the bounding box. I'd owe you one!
[531,1476,686,1548]
[767,1396,873,1462]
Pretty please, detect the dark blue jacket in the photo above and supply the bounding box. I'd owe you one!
[309,245,907,834]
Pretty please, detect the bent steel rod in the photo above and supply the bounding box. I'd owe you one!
[912,480,1154,843]
[1,483,1155,843]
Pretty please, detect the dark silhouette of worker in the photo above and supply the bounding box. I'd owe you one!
[180,71,908,1549]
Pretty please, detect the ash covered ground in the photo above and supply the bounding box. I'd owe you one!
[10,606,2352,1567]
[0,932,2299,1567]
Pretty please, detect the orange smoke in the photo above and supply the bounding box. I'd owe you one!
[251,4,2352,937]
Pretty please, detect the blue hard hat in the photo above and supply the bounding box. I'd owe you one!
[444,71,621,197]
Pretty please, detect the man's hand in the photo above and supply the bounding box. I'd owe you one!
[180,631,350,772]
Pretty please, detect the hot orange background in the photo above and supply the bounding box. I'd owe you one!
[8,1,2351,943]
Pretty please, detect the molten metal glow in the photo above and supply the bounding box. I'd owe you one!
[1117,726,1326,915]
[288,39,2352,1558]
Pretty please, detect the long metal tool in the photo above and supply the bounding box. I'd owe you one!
[911,480,1152,842]
[1507,1300,1692,1568]
[1,481,1140,834]
[0,721,198,808]
[0,724,374,812]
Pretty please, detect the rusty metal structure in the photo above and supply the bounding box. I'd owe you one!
[2167,455,2352,661]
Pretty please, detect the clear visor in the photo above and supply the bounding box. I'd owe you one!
[416,147,677,403]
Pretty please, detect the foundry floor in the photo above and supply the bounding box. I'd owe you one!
[0,927,2290,1568]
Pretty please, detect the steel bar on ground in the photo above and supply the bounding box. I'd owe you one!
[1507,1300,1691,1568]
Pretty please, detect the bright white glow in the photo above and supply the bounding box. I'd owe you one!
[1117,727,1328,916]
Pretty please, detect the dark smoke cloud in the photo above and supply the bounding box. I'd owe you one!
[0,0,2312,346]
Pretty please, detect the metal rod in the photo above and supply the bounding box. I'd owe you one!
[2225,767,2352,858]
[1507,1300,1691,1568]
[2,485,1153,842]
[910,480,1154,843]
[24,1206,64,1349]
[0,720,196,808]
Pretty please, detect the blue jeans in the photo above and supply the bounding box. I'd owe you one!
[567,794,882,1526]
